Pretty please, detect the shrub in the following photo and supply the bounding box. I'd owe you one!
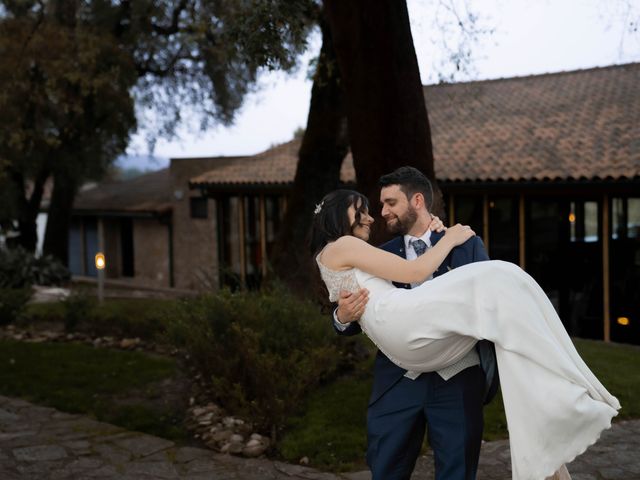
[87,298,175,338]
[0,246,70,289]
[0,288,32,325]
[163,287,343,438]
[62,290,95,332]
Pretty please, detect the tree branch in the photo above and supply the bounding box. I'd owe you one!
[151,0,188,35]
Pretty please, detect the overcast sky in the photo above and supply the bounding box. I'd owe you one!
[124,0,639,167]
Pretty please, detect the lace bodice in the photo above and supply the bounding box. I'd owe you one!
[316,256,360,302]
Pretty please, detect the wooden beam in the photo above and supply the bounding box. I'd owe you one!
[80,219,86,276]
[519,194,526,269]
[483,195,490,256]
[602,194,611,343]
[448,195,455,226]
[259,195,267,277]
[238,196,247,288]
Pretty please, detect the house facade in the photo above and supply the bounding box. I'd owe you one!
[191,64,640,344]
[69,156,250,292]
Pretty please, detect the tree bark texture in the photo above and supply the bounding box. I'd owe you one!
[323,0,443,241]
[270,21,349,292]
[43,169,78,264]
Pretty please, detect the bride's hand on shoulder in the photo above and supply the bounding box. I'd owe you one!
[444,223,475,246]
[428,215,446,232]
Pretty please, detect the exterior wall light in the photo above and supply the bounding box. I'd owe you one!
[95,253,106,270]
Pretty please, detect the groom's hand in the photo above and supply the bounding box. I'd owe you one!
[336,288,369,324]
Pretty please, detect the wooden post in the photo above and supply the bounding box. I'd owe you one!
[483,194,490,256]
[519,194,526,269]
[448,194,455,226]
[238,196,247,288]
[259,195,267,277]
[97,218,105,304]
[602,194,611,343]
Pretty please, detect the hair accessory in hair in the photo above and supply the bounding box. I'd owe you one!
[314,201,324,215]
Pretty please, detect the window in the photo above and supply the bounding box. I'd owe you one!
[610,197,640,344]
[83,218,98,277]
[190,197,209,219]
[454,195,483,236]
[613,197,640,240]
[569,201,598,243]
[488,197,519,264]
[217,194,286,289]
[68,219,84,276]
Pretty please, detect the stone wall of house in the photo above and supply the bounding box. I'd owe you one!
[170,158,221,291]
[132,218,171,288]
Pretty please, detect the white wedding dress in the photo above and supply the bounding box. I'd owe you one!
[317,258,620,480]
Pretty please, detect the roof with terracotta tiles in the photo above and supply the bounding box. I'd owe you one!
[190,140,356,187]
[73,168,172,214]
[429,63,639,183]
[191,63,639,187]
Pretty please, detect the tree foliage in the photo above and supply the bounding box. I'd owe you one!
[0,5,137,252]
[0,0,317,257]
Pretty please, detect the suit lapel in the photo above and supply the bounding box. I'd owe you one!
[383,236,406,258]
[429,231,452,278]
[381,237,410,289]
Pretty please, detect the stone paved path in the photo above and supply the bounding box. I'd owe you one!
[1,395,638,480]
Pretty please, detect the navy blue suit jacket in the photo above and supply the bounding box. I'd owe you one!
[334,231,500,406]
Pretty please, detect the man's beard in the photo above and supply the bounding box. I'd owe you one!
[386,206,418,235]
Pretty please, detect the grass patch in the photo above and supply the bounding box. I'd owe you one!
[280,338,639,471]
[279,373,371,472]
[21,297,177,339]
[572,338,640,419]
[22,301,66,323]
[0,339,188,442]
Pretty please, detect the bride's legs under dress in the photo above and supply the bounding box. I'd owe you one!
[546,465,571,480]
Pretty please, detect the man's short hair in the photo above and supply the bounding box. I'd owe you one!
[379,166,433,209]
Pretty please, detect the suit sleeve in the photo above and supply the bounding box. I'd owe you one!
[472,236,490,262]
[332,307,363,336]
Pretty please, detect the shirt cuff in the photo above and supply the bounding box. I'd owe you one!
[333,308,349,331]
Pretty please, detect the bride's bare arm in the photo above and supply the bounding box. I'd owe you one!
[322,225,475,284]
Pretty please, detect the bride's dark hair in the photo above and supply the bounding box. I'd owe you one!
[309,189,370,255]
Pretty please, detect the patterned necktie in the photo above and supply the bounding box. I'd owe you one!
[409,238,428,257]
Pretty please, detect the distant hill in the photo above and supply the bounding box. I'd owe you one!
[116,154,169,171]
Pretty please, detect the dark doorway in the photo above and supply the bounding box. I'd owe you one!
[120,218,134,277]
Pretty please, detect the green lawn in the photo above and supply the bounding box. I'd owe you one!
[1,333,636,473]
[279,338,640,471]
[22,297,176,339]
[0,339,188,442]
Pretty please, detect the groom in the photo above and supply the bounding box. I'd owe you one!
[334,166,499,480]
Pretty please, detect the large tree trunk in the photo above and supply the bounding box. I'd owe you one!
[323,0,443,241]
[43,169,78,264]
[270,21,349,292]
[7,167,48,253]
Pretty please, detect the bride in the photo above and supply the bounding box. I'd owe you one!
[311,188,620,480]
